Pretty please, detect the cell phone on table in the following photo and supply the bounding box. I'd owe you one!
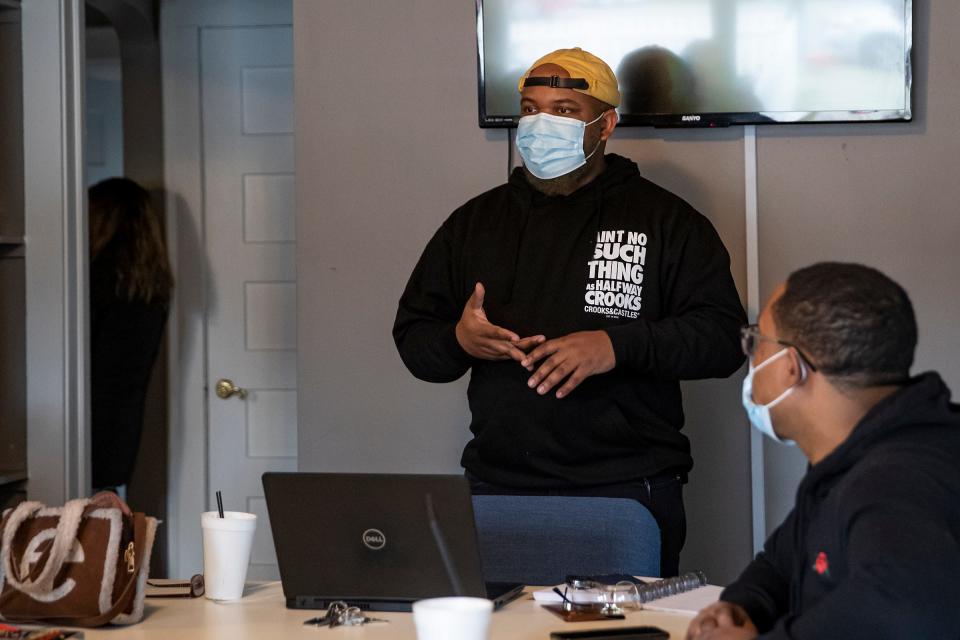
[549,626,670,640]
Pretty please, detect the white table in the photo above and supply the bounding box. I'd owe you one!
[80,582,695,639]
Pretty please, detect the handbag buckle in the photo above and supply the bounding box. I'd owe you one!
[124,542,136,574]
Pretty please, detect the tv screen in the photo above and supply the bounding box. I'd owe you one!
[477,0,912,127]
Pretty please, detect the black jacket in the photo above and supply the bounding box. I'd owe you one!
[721,372,960,639]
[393,154,745,487]
[90,253,168,488]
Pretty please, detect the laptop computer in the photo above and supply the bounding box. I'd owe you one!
[262,472,525,612]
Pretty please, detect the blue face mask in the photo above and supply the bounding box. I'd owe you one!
[741,348,801,445]
[515,111,608,180]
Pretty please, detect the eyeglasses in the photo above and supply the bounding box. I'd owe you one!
[553,577,640,617]
[740,324,818,372]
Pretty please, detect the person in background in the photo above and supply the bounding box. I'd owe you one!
[89,178,173,494]
[393,47,746,576]
[688,262,960,640]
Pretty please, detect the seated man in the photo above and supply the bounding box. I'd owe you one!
[688,262,960,640]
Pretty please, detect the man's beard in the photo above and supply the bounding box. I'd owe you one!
[523,161,594,196]
[522,134,605,197]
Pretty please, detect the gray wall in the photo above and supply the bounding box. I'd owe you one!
[294,0,752,584]
[294,1,506,479]
[294,0,954,586]
[606,129,751,582]
[756,1,960,531]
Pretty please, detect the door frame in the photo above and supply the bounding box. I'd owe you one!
[23,0,90,506]
[160,0,293,578]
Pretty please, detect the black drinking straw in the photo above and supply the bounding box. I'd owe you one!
[216,491,224,518]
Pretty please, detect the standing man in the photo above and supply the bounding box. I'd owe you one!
[393,48,745,576]
[687,263,960,639]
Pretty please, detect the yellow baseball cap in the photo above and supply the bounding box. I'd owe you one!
[517,47,621,108]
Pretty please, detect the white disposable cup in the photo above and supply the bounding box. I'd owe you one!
[201,511,257,601]
[413,597,494,640]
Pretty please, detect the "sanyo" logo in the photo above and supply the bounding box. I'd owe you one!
[681,115,701,122]
[362,528,386,550]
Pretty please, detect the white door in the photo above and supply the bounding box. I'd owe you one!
[202,26,295,581]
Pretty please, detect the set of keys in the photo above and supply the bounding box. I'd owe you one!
[303,601,389,628]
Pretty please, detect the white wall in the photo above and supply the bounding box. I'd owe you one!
[85,26,124,186]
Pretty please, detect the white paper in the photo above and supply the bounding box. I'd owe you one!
[642,584,723,615]
[532,587,587,603]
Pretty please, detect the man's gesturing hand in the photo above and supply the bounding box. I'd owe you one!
[455,282,544,361]
[520,330,615,398]
[686,601,758,640]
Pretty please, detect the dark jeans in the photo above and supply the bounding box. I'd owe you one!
[466,470,686,577]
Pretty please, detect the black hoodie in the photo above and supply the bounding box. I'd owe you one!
[721,373,960,639]
[393,154,746,487]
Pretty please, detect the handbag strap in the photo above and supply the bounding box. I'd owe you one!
[1,501,43,584]
[2,499,89,597]
[0,513,148,628]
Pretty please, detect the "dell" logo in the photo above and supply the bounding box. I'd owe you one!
[362,528,386,550]
[681,115,701,122]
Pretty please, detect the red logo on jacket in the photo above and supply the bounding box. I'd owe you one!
[813,551,830,577]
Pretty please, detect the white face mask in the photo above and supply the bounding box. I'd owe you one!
[741,348,802,446]
[515,110,608,180]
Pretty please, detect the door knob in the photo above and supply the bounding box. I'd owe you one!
[215,378,248,400]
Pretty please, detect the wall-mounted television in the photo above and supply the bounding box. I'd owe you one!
[476,0,913,128]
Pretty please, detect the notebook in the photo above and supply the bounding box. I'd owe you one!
[262,472,524,612]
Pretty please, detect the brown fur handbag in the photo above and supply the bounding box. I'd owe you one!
[0,492,156,627]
